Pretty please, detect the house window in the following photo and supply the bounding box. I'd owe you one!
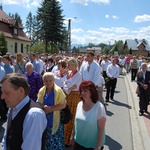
[26,45,29,52]
[21,44,23,53]
[15,43,17,53]
[14,28,18,35]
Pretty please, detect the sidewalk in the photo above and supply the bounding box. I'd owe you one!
[125,72,150,150]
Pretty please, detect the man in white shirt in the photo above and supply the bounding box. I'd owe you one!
[80,51,103,102]
[36,52,44,75]
[1,73,47,150]
[105,57,120,102]
[80,51,101,87]
[101,55,111,80]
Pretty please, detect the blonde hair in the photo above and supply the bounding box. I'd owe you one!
[16,52,24,64]
[67,57,78,67]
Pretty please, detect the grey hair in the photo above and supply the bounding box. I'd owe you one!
[25,62,34,69]
[141,62,147,67]
[42,72,54,80]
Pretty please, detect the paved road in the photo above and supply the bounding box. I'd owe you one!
[0,75,143,150]
[103,75,133,150]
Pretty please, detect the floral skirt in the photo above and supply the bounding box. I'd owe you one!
[44,123,64,150]
[64,91,81,145]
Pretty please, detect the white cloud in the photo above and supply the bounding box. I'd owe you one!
[1,0,31,7]
[99,27,130,34]
[71,26,150,45]
[70,0,88,6]
[91,0,110,4]
[70,0,109,5]
[72,28,84,33]
[1,0,61,7]
[112,15,119,19]
[105,14,109,19]
[134,14,150,23]
[31,0,41,7]
[64,17,78,25]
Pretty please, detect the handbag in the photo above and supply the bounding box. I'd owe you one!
[60,104,73,124]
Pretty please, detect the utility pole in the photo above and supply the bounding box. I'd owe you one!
[67,17,77,53]
[68,19,71,53]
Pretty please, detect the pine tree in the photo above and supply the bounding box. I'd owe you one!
[9,12,23,27]
[26,12,33,40]
[36,0,65,53]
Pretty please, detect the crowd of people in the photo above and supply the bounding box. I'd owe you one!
[0,51,150,149]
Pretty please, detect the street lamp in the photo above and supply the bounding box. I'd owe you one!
[67,17,77,53]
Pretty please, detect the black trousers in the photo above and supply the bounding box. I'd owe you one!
[105,78,117,100]
[139,94,149,113]
[0,87,8,119]
[73,142,104,150]
[131,69,138,81]
[103,71,107,79]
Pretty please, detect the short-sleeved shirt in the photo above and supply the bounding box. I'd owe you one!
[74,101,106,148]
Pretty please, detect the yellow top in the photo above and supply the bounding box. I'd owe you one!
[37,84,66,135]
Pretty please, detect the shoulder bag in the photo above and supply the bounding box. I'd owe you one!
[60,104,73,124]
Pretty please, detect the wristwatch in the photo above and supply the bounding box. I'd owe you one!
[97,146,101,149]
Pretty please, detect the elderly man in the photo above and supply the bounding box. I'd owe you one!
[137,63,150,116]
[1,73,47,150]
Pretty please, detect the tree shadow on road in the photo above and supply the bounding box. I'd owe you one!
[109,99,132,109]
[0,120,6,142]
[105,135,122,150]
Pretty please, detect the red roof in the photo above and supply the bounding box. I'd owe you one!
[0,9,31,42]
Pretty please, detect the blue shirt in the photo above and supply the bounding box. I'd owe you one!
[31,60,41,74]
[0,66,5,87]
[4,64,13,74]
[2,96,47,150]
[43,88,54,126]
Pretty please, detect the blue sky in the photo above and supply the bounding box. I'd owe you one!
[1,0,150,46]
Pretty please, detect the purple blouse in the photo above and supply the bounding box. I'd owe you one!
[24,71,42,101]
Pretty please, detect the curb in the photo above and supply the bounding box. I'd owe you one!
[125,73,150,150]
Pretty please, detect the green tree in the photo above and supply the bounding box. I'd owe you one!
[0,33,7,55]
[99,43,107,49]
[30,42,50,53]
[88,43,95,48]
[26,12,33,40]
[114,40,124,54]
[9,12,23,27]
[36,0,65,53]
[102,46,110,54]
